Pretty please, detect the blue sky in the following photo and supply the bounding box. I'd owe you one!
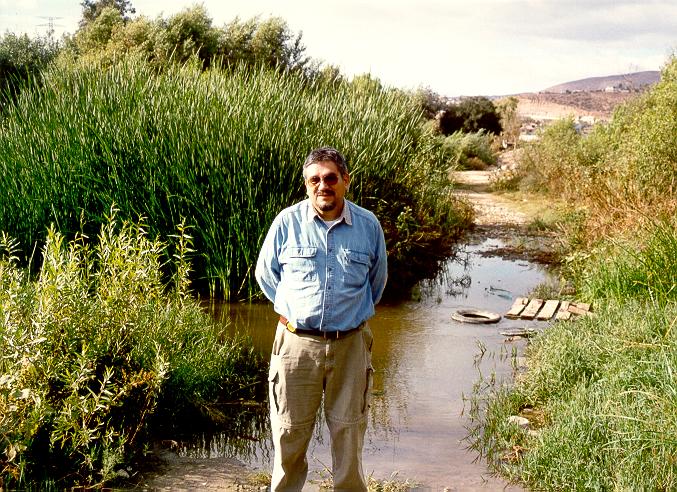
[1,0,675,96]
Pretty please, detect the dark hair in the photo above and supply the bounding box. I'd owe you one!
[302,147,349,176]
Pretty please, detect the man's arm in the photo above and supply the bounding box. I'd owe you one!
[255,218,282,303]
[370,221,388,305]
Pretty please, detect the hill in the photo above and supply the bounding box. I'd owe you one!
[515,91,640,121]
[543,70,660,93]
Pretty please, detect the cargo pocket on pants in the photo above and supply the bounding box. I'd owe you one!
[362,365,374,414]
[268,354,281,415]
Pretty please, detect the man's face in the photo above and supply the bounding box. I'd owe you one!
[304,160,350,219]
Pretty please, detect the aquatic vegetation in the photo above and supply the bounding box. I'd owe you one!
[0,58,470,300]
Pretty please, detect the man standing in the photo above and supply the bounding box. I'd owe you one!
[255,147,387,490]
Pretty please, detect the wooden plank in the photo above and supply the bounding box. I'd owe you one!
[520,298,544,320]
[536,299,560,320]
[568,303,592,316]
[555,301,572,320]
[505,297,528,319]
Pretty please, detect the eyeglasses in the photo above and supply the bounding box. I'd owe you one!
[306,174,340,187]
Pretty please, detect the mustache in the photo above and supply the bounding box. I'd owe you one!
[316,191,335,196]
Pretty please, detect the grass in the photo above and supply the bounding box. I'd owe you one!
[467,219,677,489]
[0,57,470,301]
[0,212,264,488]
[468,300,677,490]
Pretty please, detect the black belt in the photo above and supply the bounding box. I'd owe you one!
[279,316,361,339]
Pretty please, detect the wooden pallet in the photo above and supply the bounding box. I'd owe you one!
[505,297,592,321]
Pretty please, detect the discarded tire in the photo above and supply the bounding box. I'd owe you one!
[452,309,501,324]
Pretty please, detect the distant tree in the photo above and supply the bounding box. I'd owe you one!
[80,0,135,26]
[0,32,59,104]
[220,16,309,72]
[438,96,502,135]
[495,96,520,146]
[458,96,502,134]
[154,5,220,67]
[437,105,465,135]
[73,5,125,54]
[411,87,447,120]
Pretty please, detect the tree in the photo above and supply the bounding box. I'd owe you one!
[80,0,136,26]
[220,16,309,72]
[437,96,502,135]
[0,32,59,104]
[155,5,219,67]
[73,5,125,54]
[495,96,520,146]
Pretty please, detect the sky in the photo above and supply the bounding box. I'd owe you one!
[0,0,675,96]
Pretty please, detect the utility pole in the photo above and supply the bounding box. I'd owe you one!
[36,16,64,39]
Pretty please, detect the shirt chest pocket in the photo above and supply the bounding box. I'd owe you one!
[280,247,319,283]
[340,250,371,288]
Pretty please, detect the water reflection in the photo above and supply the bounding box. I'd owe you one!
[187,237,552,488]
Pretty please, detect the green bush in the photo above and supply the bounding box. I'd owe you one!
[0,32,59,105]
[442,130,496,169]
[0,213,263,487]
[514,57,677,243]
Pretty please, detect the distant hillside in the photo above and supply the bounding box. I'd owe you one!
[543,71,660,93]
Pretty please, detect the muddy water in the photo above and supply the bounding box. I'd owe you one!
[194,237,553,489]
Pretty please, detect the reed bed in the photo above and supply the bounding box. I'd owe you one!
[0,58,468,299]
[0,213,264,488]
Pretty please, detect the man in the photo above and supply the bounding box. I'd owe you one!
[255,147,388,491]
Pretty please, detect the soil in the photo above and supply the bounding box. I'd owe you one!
[452,152,559,265]
[127,157,557,490]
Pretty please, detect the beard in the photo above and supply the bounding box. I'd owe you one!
[315,192,336,211]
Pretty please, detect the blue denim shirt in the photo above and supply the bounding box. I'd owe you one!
[255,199,387,331]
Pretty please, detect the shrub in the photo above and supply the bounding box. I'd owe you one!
[0,213,263,487]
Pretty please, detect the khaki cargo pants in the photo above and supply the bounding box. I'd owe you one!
[268,321,374,491]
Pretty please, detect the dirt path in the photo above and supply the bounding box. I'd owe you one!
[452,169,528,227]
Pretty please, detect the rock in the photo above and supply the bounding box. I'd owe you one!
[507,415,530,429]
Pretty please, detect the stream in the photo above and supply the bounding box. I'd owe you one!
[176,234,554,490]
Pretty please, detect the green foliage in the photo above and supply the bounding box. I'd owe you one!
[438,97,502,135]
[0,32,59,104]
[67,4,310,74]
[470,301,677,490]
[514,56,677,244]
[569,218,677,304]
[0,58,469,300]
[80,0,136,26]
[0,213,262,487]
[442,130,496,169]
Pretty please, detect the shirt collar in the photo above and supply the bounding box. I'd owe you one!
[304,198,352,226]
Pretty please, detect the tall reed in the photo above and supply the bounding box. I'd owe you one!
[0,57,467,299]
